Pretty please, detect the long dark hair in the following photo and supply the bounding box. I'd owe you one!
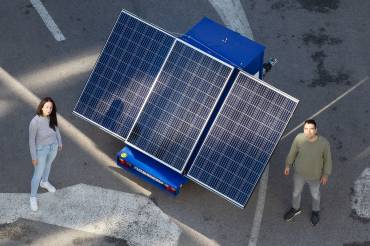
[36,97,58,131]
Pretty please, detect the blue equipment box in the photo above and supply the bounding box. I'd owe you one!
[181,17,265,77]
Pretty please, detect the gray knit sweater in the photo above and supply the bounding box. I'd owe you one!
[29,115,62,160]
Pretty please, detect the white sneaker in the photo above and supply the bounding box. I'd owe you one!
[40,181,56,193]
[30,197,38,211]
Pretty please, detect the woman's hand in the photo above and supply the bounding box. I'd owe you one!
[32,160,37,166]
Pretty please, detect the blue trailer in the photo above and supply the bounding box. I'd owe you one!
[73,9,298,207]
[116,16,265,195]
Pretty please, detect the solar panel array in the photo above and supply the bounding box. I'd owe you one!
[74,11,175,140]
[74,10,299,207]
[187,72,298,207]
[127,40,233,172]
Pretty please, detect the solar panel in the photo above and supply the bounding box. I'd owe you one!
[126,39,234,173]
[73,10,175,140]
[187,71,299,207]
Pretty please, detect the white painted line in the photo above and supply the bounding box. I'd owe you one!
[352,168,370,219]
[172,218,220,246]
[282,76,369,140]
[208,0,254,39]
[250,76,369,244]
[356,145,370,161]
[248,165,269,246]
[208,2,369,245]
[30,0,66,41]
[0,184,181,246]
[207,1,265,245]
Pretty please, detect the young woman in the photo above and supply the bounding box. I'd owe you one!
[29,97,62,211]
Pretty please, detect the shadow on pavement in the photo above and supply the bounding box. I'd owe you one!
[0,218,128,246]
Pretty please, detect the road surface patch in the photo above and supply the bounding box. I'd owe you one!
[351,168,370,222]
[0,184,180,246]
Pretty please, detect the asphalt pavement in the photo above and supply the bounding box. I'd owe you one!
[0,0,369,245]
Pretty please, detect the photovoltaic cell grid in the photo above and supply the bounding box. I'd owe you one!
[73,11,175,140]
[187,72,298,207]
[127,40,234,172]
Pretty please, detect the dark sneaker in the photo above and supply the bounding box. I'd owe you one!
[311,211,320,226]
[284,207,302,221]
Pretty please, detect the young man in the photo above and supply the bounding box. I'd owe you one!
[283,119,332,226]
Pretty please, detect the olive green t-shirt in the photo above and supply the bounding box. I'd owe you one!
[285,133,332,180]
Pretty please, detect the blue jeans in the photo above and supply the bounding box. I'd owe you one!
[31,143,58,197]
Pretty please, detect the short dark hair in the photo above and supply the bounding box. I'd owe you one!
[304,119,316,129]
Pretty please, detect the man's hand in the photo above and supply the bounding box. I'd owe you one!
[284,167,290,176]
[32,160,37,166]
[320,176,328,185]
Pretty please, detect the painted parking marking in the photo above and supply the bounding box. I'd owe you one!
[30,0,66,41]
[208,0,253,39]
[207,2,370,245]
[207,1,268,245]
[282,76,369,139]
